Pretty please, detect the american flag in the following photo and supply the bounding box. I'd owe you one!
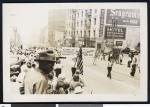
[77,47,83,75]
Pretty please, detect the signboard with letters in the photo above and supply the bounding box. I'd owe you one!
[116,41,123,46]
[61,47,95,57]
[99,9,105,37]
[105,26,126,39]
[106,9,140,26]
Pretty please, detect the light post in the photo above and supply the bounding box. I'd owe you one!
[111,17,118,61]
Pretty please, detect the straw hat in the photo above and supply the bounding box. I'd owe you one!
[73,86,84,94]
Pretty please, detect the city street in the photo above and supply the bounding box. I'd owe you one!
[10,53,140,95]
[60,54,140,95]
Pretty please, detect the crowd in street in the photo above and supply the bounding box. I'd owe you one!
[10,44,140,94]
[93,49,140,79]
[10,45,84,94]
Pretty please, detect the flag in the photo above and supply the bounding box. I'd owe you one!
[77,47,83,75]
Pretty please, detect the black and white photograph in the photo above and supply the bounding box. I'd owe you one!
[3,3,147,102]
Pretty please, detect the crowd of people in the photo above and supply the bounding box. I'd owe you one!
[10,44,140,94]
[93,49,140,79]
[10,45,84,94]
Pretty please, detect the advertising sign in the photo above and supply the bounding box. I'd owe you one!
[106,9,140,26]
[105,26,126,39]
[61,47,95,57]
[116,41,123,46]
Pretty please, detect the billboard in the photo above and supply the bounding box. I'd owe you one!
[106,9,140,26]
[105,26,126,39]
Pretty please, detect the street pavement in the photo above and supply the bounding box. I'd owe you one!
[10,54,140,95]
[60,54,140,95]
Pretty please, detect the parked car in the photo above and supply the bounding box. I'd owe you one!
[122,47,130,54]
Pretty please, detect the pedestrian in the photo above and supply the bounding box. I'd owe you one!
[130,57,137,77]
[93,50,98,65]
[54,60,63,78]
[69,75,84,93]
[103,53,106,61]
[107,59,113,79]
[71,57,77,76]
[73,69,84,86]
[16,60,27,94]
[127,56,132,68]
[119,53,123,65]
[24,50,56,94]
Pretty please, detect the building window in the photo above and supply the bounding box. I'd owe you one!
[89,31,90,37]
[82,11,83,17]
[81,21,83,27]
[94,18,96,25]
[81,31,82,37]
[93,30,95,37]
[77,31,78,35]
[85,10,87,13]
[95,9,97,13]
[89,19,91,24]
[90,9,92,13]
[78,13,79,18]
[85,20,87,26]
[84,31,86,36]
[77,22,79,27]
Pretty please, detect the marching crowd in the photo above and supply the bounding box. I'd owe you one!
[10,46,84,94]
[93,49,140,79]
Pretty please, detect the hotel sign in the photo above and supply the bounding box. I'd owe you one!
[105,26,126,39]
[106,9,140,26]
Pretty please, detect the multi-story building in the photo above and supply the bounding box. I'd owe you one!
[48,10,67,47]
[66,9,103,48]
[66,9,140,52]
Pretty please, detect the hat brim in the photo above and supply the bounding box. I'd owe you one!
[34,59,56,62]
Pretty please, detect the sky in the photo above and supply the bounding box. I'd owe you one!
[3,4,49,44]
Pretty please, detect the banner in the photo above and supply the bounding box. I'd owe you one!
[105,26,126,39]
[106,9,140,26]
[61,47,95,57]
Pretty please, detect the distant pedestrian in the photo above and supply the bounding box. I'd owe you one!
[130,57,137,77]
[54,60,63,78]
[93,50,98,65]
[119,53,123,65]
[107,59,113,79]
[127,56,132,68]
[71,57,77,76]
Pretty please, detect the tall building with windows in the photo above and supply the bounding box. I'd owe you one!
[66,9,140,51]
[66,9,103,48]
[48,10,67,46]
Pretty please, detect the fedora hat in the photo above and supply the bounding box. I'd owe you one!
[34,50,56,62]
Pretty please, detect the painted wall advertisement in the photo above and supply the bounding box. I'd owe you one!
[60,47,95,57]
[105,26,126,39]
[106,9,140,26]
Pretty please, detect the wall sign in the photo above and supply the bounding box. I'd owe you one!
[116,41,123,46]
[105,26,126,39]
[106,9,140,26]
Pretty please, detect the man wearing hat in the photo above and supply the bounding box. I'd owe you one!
[24,50,56,94]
